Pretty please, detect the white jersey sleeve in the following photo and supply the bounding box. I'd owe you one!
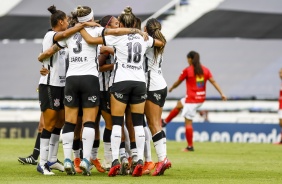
[144,46,167,91]
[39,30,66,87]
[146,36,154,48]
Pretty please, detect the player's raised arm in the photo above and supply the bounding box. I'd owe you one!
[38,43,62,62]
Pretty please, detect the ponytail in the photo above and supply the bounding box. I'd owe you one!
[187,51,203,76]
[47,5,66,28]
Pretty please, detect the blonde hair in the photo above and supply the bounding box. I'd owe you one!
[68,6,92,26]
[76,6,92,17]
[119,6,136,28]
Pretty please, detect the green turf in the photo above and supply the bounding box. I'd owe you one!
[0,139,281,184]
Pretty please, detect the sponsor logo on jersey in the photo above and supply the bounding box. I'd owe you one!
[122,63,142,70]
[65,95,72,102]
[88,96,97,102]
[141,94,147,100]
[114,92,123,99]
[70,56,88,62]
[59,76,66,83]
[128,34,140,41]
[154,93,161,101]
[54,99,60,107]
[196,91,205,96]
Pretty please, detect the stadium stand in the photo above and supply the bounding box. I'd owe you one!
[161,0,282,99]
[0,0,171,39]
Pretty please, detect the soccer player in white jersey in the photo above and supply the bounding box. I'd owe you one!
[143,18,171,176]
[96,15,120,172]
[79,6,164,177]
[58,6,106,176]
[40,6,148,176]
[37,5,98,175]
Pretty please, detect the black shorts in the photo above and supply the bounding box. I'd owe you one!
[64,75,100,108]
[147,87,167,107]
[100,91,111,114]
[39,84,64,112]
[110,81,147,104]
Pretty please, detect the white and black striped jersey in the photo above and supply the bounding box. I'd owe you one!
[98,45,115,91]
[58,27,104,78]
[103,34,154,83]
[144,47,167,91]
[39,30,67,87]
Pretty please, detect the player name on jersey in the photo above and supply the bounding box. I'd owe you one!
[121,63,142,70]
[70,56,88,62]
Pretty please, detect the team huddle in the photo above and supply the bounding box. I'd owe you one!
[19,5,171,177]
[18,3,228,178]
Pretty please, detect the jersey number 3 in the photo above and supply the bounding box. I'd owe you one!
[73,34,82,54]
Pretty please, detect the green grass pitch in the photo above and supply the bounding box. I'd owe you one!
[1,139,281,184]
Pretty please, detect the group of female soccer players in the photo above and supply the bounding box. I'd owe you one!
[33,4,171,177]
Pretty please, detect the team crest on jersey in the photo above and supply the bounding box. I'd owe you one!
[114,92,123,99]
[88,96,97,102]
[59,50,66,55]
[154,93,161,101]
[196,75,204,88]
[141,94,147,100]
[54,99,60,107]
[65,95,72,102]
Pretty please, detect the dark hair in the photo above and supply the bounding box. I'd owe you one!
[187,51,203,76]
[119,6,136,28]
[100,15,114,27]
[134,17,141,30]
[146,18,166,60]
[47,5,66,28]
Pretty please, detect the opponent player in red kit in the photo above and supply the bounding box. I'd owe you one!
[276,68,282,144]
[168,51,227,151]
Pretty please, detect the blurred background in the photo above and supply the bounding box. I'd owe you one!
[0,0,281,142]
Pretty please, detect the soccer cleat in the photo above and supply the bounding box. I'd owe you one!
[161,159,171,175]
[183,146,194,152]
[130,160,137,174]
[128,157,132,168]
[101,159,111,172]
[80,158,91,176]
[64,158,76,175]
[108,159,121,177]
[18,155,37,165]
[152,158,170,176]
[132,159,143,177]
[47,160,64,172]
[128,155,138,174]
[161,119,167,127]
[37,163,55,175]
[91,158,106,173]
[73,158,82,173]
[119,156,129,175]
[142,161,155,175]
